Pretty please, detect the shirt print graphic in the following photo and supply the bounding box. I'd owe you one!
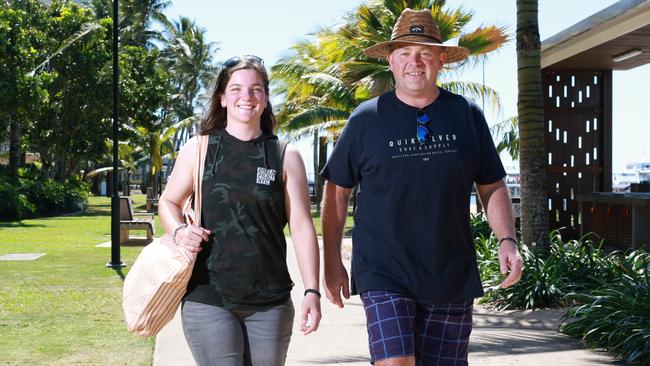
[256,167,277,185]
[387,132,458,161]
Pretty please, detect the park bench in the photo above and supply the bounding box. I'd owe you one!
[120,196,155,245]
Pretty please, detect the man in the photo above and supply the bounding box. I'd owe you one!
[320,8,524,366]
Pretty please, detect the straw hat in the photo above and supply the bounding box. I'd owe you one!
[363,8,469,63]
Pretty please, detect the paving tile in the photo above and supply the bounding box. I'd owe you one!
[0,253,46,261]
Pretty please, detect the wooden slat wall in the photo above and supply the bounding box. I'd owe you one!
[581,202,634,248]
[542,70,612,240]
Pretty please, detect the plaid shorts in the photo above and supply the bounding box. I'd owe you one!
[360,290,473,366]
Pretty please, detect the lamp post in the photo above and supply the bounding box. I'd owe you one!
[35,0,124,268]
[107,0,125,269]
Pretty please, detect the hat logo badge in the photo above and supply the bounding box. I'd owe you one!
[410,25,424,33]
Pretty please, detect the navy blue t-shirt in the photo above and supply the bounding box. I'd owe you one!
[320,89,506,302]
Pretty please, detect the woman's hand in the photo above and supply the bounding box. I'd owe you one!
[175,224,211,253]
[301,292,322,335]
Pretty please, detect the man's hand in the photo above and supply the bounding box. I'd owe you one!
[498,240,524,288]
[323,262,350,308]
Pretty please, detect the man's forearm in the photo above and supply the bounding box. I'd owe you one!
[478,181,516,241]
[321,182,351,267]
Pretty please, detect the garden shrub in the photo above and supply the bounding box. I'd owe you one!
[470,212,491,239]
[474,233,502,287]
[478,230,617,310]
[474,222,650,363]
[0,167,88,221]
[471,213,503,284]
[561,250,650,364]
[0,175,36,220]
[481,240,565,309]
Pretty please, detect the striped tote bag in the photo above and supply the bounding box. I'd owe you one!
[123,135,208,337]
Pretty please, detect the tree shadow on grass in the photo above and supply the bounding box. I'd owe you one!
[81,203,154,217]
[133,203,150,211]
[0,221,46,228]
[80,209,112,217]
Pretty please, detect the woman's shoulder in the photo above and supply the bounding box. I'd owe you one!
[183,134,210,148]
[283,144,301,163]
[282,144,306,172]
[177,134,209,160]
[283,143,300,156]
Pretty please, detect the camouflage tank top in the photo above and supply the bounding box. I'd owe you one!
[183,128,293,310]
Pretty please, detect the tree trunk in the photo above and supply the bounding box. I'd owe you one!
[516,0,550,254]
[56,156,79,182]
[36,144,53,178]
[69,159,79,181]
[125,169,131,196]
[152,170,159,200]
[8,115,22,180]
[57,158,65,180]
[313,131,320,214]
[316,135,328,214]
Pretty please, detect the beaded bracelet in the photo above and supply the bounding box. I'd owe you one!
[172,223,188,246]
[498,237,518,246]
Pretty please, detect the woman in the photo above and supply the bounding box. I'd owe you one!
[158,55,321,366]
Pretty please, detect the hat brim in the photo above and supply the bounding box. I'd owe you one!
[363,40,470,63]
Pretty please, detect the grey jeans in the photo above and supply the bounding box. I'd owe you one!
[181,299,295,366]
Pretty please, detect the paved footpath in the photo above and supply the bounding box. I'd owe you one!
[154,238,622,366]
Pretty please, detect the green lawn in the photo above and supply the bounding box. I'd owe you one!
[0,194,353,365]
[0,195,153,365]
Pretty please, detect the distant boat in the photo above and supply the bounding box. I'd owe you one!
[613,161,650,191]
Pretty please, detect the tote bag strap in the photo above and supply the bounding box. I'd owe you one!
[192,135,209,227]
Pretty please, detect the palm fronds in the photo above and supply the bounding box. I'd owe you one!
[271,0,510,142]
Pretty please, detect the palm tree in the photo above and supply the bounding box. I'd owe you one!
[491,116,519,161]
[161,17,218,122]
[333,0,506,103]
[516,0,549,253]
[274,0,508,139]
[123,116,198,196]
[120,0,172,47]
[273,38,356,133]
[272,39,355,212]
[88,0,171,47]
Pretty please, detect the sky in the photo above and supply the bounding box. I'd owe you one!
[165,0,650,176]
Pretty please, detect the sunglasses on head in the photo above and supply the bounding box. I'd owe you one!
[416,110,431,144]
[222,55,264,68]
